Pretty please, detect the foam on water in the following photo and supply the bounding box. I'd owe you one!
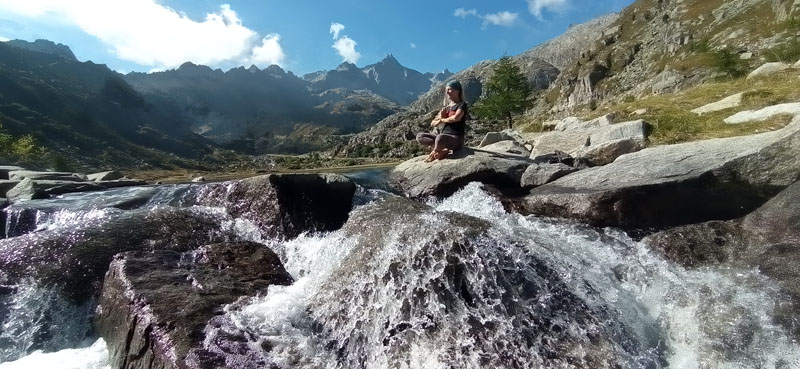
[227,182,800,369]
[0,338,110,369]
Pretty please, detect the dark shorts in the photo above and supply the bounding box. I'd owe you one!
[416,132,464,151]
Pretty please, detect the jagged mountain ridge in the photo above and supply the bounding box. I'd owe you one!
[304,54,435,105]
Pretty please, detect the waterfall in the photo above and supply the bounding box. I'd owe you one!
[0,181,798,368]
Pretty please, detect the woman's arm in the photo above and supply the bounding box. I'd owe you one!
[438,108,465,124]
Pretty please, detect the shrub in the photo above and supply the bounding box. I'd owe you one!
[712,48,745,78]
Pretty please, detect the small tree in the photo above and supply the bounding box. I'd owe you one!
[473,56,533,129]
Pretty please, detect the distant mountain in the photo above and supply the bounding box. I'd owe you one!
[5,39,77,62]
[425,69,454,83]
[123,62,403,152]
[305,54,435,105]
[0,40,215,169]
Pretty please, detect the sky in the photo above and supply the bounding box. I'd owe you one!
[0,0,633,76]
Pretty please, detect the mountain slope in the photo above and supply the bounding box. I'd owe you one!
[0,40,215,169]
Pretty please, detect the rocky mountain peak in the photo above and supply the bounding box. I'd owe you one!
[5,39,77,62]
[378,54,400,66]
[336,62,359,72]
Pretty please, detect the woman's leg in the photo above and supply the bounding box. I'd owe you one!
[433,134,460,152]
[416,132,436,148]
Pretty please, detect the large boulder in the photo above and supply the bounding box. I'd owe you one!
[0,207,234,301]
[723,102,800,124]
[389,148,532,198]
[96,241,293,369]
[520,163,578,188]
[479,140,531,157]
[643,181,800,337]
[691,92,743,115]
[529,120,650,165]
[195,173,356,239]
[746,62,790,79]
[0,180,20,197]
[519,115,800,228]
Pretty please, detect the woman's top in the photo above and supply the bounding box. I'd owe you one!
[441,101,468,137]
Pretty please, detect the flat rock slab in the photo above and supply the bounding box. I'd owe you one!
[480,140,531,157]
[478,132,515,147]
[0,166,23,180]
[389,148,532,198]
[87,171,124,181]
[8,170,86,181]
[96,241,293,369]
[530,120,649,161]
[724,102,800,124]
[520,116,800,228]
[521,163,578,188]
[691,92,743,115]
[6,178,146,203]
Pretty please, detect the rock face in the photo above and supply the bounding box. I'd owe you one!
[389,148,532,198]
[196,174,356,239]
[96,241,293,369]
[0,207,234,301]
[529,119,651,166]
[643,181,800,337]
[304,196,654,368]
[520,116,800,228]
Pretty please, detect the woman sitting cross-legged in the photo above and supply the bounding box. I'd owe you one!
[416,80,468,162]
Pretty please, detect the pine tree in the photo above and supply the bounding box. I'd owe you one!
[473,56,532,129]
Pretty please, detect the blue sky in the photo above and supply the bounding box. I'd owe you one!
[0,0,633,75]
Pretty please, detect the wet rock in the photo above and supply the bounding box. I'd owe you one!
[0,166,24,180]
[0,207,234,302]
[389,148,532,198]
[8,170,86,182]
[520,116,800,228]
[0,180,20,197]
[0,198,6,239]
[196,173,356,239]
[300,196,658,368]
[643,181,800,337]
[96,241,293,369]
[5,178,146,203]
[87,171,124,181]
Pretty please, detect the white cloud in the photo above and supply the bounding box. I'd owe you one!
[454,8,478,18]
[0,1,287,70]
[249,33,286,67]
[527,0,569,18]
[0,36,9,42]
[330,22,345,40]
[332,36,360,64]
[410,42,416,48]
[482,11,518,27]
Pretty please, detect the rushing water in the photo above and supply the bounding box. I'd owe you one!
[0,178,799,368]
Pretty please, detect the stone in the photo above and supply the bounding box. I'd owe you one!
[6,178,103,202]
[632,109,648,116]
[479,140,531,157]
[724,102,800,124]
[691,93,743,115]
[87,171,123,181]
[794,59,800,68]
[739,52,753,60]
[8,170,86,182]
[196,174,356,239]
[520,163,578,188]
[0,166,23,180]
[530,120,650,163]
[389,148,531,198]
[96,242,293,369]
[519,115,800,228]
[0,207,235,302]
[574,138,646,166]
[555,113,616,132]
[192,176,206,182]
[643,182,800,337]
[0,180,20,197]
[478,132,515,147]
[747,62,791,79]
